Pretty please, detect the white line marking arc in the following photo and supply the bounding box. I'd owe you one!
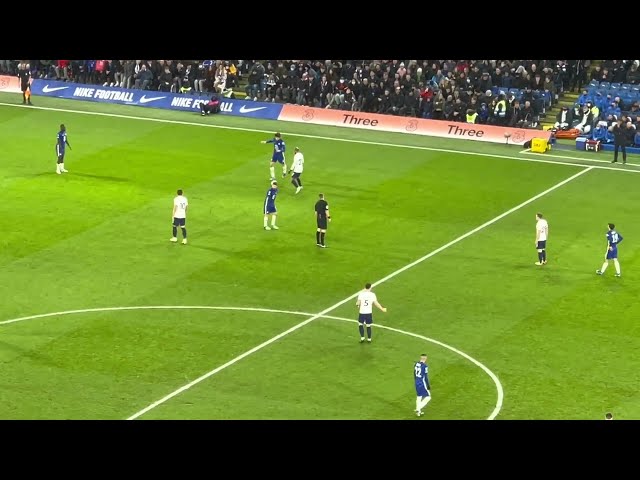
[124,168,591,419]
[0,101,636,174]
[2,167,590,419]
[0,305,504,420]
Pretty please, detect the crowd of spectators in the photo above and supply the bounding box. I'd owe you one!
[0,60,240,96]
[552,60,640,147]
[1,60,638,140]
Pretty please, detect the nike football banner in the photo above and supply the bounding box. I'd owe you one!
[30,79,284,119]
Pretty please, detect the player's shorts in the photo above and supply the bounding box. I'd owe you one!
[317,216,328,230]
[358,313,373,325]
[292,172,301,179]
[264,204,277,215]
[536,240,546,250]
[606,247,618,260]
[21,82,30,93]
[173,217,186,227]
[271,157,284,164]
[415,381,430,398]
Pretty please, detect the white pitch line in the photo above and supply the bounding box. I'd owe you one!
[0,305,504,420]
[523,149,640,167]
[0,101,636,174]
[323,314,503,420]
[126,166,593,420]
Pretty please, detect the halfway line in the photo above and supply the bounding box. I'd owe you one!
[126,166,593,420]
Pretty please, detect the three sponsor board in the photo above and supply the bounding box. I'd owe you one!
[1,76,549,145]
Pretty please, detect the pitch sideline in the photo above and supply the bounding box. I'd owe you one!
[0,101,636,174]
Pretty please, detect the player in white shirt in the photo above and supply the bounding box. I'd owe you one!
[534,212,548,265]
[170,189,188,245]
[289,147,304,194]
[356,282,387,343]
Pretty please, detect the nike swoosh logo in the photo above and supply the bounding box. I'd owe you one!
[139,95,166,104]
[42,85,69,93]
[239,105,267,113]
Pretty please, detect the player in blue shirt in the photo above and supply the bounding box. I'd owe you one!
[261,132,287,180]
[263,180,279,230]
[597,223,624,277]
[56,124,71,175]
[414,353,431,417]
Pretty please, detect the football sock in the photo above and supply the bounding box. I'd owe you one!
[358,324,364,338]
[320,232,325,245]
[172,226,177,237]
[297,177,302,186]
[282,163,287,175]
[541,250,546,262]
[600,261,608,273]
[316,231,320,244]
[263,216,268,228]
[537,251,543,262]
[181,227,187,239]
[416,396,422,412]
[420,396,431,409]
[366,326,372,340]
[271,217,276,226]
[291,177,298,187]
[269,166,275,178]
[56,163,60,173]
[614,259,621,274]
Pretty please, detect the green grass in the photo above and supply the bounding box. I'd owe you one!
[0,91,639,420]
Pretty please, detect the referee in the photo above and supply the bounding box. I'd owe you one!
[314,193,330,248]
[17,62,32,105]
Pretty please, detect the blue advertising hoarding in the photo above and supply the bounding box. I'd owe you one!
[30,79,284,120]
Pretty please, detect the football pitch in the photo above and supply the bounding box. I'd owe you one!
[0,92,639,420]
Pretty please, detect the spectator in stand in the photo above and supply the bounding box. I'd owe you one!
[226,61,238,88]
[554,106,573,130]
[121,60,135,89]
[193,62,208,93]
[245,61,265,100]
[158,65,173,92]
[569,60,588,92]
[172,62,186,93]
[214,63,227,94]
[626,61,640,84]
[179,63,194,94]
[281,68,297,104]
[55,60,70,81]
[574,104,595,135]
[592,121,608,142]
[133,64,153,90]
[110,60,124,88]
[265,72,278,102]
[451,95,465,122]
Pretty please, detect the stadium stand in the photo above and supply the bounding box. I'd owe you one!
[2,60,638,148]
